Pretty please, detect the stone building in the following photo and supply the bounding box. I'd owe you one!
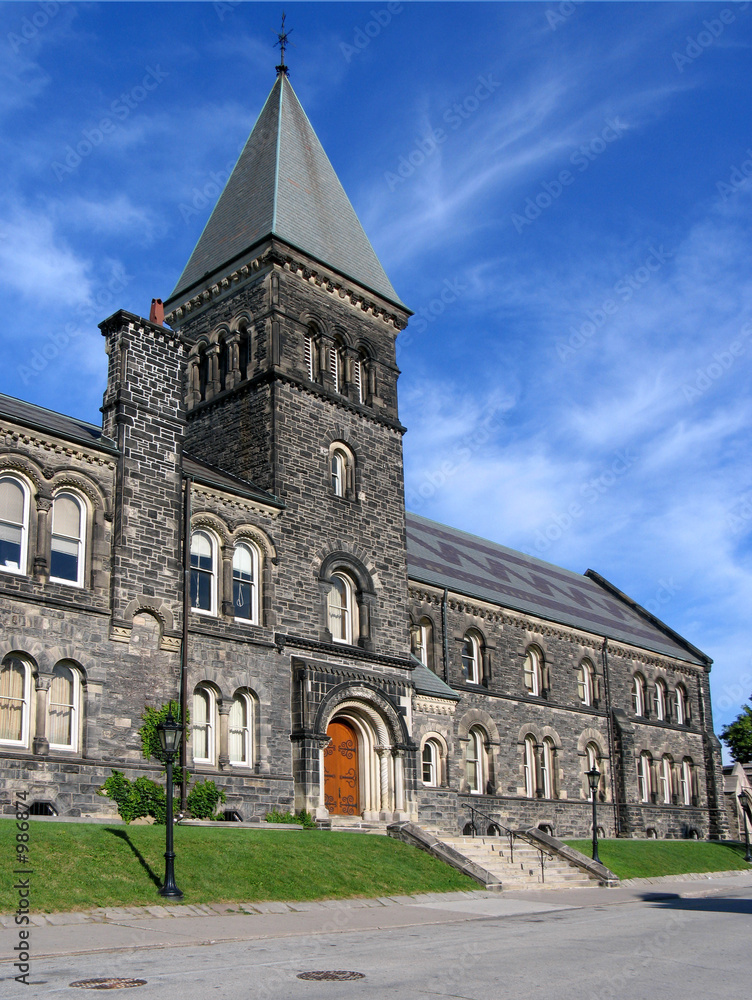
[0,70,727,840]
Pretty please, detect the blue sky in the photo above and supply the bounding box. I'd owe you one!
[2,0,752,749]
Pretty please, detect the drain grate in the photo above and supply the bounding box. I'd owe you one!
[297,971,365,982]
[69,979,147,990]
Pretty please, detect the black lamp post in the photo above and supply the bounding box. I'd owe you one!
[740,795,752,863]
[157,711,184,899]
[586,766,601,864]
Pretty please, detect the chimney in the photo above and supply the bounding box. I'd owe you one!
[149,298,165,325]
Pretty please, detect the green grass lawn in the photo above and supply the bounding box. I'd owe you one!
[0,819,474,913]
[564,838,752,880]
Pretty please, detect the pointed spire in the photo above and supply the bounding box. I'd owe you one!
[167,75,404,310]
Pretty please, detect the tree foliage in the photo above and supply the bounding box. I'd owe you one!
[720,704,752,763]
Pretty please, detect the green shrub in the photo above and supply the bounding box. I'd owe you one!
[139,701,187,768]
[98,771,171,824]
[187,779,226,820]
[266,809,316,829]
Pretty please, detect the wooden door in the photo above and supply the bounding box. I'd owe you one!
[324,720,360,815]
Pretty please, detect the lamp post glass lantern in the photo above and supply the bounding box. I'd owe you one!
[586,765,601,864]
[157,711,183,899]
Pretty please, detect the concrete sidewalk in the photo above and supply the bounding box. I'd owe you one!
[3,871,751,961]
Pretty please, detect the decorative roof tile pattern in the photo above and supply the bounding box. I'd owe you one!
[168,75,404,309]
[406,512,705,665]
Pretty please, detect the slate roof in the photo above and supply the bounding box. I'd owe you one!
[0,392,117,453]
[168,74,405,310]
[410,655,460,701]
[183,454,282,508]
[405,512,708,666]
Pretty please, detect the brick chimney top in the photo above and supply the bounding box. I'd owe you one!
[149,298,165,326]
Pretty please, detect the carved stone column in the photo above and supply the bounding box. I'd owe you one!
[33,674,51,755]
[224,334,240,390]
[33,496,52,581]
[221,550,233,618]
[218,701,231,770]
[393,749,407,817]
[376,746,390,819]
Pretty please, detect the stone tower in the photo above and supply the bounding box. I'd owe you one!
[164,70,418,819]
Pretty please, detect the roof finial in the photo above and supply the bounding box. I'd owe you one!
[274,11,292,77]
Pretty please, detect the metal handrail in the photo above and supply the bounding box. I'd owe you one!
[465,805,517,863]
[463,809,562,884]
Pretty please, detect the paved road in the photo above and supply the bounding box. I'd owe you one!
[2,880,750,999]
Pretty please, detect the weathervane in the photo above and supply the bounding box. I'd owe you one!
[274,12,292,76]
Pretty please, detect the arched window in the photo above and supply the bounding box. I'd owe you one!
[232,542,258,623]
[192,685,217,765]
[675,685,687,725]
[327,572,357,644]
[50,492,85,586]
[411,617,434,670]
[461,631,482,684]
[660,756,673,804]
[48,662,80,752]
[541,737,556,799]
[632,674,646,717]
[0,655,31,746]
[229,691,253,767]
[585,742,601,801]
[352,354,364,404]
[523,646,542,696]
[422,738,441,786]
[466,726,486,794]
[0,475,29,574]
[237,323,251,380]
[190,530,217,615]
[654,680,667,722]
[638,751,652,803]
[524,736,537,798]
[331,449,347,497]
[578,659,595,706]
[681,759,694,806]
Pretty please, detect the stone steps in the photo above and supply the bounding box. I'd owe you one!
[440,835,600,890]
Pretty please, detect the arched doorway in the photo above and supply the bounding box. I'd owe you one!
[324,719,360,815]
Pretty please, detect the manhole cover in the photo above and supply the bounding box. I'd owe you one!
[69,980,147,990]
[297,971,365,982]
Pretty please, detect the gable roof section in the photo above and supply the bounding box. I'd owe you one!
[0,392,117,453]
[410,655,460,701]
[406,512,708,665]
[168,74,405,310]
[183,454,282,508]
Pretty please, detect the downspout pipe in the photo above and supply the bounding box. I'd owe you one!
[180,474,192,812]
[442,588,450,683]
[601,638,620,836]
